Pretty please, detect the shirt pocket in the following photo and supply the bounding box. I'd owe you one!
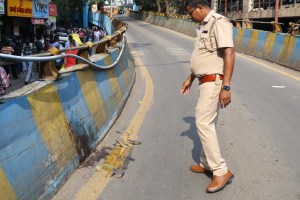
[197,32,209,50]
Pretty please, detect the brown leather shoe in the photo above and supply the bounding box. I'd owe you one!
[190,165,212,174]
[206,170,234,193]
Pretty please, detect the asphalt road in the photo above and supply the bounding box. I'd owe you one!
[99,17,300,200]
[53,16,300,200]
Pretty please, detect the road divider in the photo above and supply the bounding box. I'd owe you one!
[0,15,135,200]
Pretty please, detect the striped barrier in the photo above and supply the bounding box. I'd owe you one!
[0,14,135,200]
[129,12,300,72]
[234,30,300,71]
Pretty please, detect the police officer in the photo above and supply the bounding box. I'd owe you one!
[180,0,235,193]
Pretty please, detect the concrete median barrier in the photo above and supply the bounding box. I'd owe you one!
[0,35,135,200]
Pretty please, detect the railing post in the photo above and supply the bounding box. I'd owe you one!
[271,21,282,33]
[243,20,252,29]
[275,0,279,23]
[96,42,108,54]
[77,49,89,65]
[40,47,60,80]
[288,22,300,35]
[39,60,59,80]
[234,20,242,28]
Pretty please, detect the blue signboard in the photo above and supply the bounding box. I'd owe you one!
[32,0,49,18]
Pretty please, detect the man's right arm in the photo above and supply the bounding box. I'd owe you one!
[180,73,196,95]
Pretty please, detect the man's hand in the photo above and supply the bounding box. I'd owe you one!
[181,79,192,95]
[181,73,195,95]
[219,89,231,108]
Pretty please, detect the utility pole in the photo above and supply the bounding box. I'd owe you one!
[225,0,227,16]
[111,0,113,17]
[275,0,279,23]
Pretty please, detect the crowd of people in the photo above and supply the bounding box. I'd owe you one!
[66,26,105,43]
[0,26,105,96]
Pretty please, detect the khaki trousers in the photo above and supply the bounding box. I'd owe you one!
[195,76,227,176]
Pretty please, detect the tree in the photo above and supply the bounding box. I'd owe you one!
[54,0,86,26]
[156,0,162,12]
[134,0,185,14]
[135,0,158,11]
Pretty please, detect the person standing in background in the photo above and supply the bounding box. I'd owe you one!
[43,38,51,52]
[35,35,44,54]
[93,28,100,42]
[1,41,14,77]
[22,37,36,85]
[51,35,64,70]
[0,66,10,95]
[64,39,79,68]
[12,36,22,79]
[34,35,44,73]
[65,35,78,48]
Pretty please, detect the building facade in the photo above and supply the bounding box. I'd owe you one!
[0,0,57,41]
[211,0,300,32]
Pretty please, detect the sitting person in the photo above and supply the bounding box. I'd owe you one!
[0,67,10,95]
[64,39,78,68]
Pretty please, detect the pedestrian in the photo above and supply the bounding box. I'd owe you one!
[51,35,63,70]
[35,35,44,73]
[99,28,105,39]
[35,35,44,54]
[1,40,14,76]
[65,35,78,48]
[0,66,10,95]
[43,38,51,52]
[65,35,73,48]
[93,28,100,42]
[87,28,93,42]
[22,37,36,85]
[64,39,79,68]
[12,36,22,79]
[180,0,235,193]
[79,28,85,42]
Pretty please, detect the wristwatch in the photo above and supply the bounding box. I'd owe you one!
[222,85,231,91]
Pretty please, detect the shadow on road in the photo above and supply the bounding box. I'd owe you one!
[180,116,201,164]
[181,116,213,179]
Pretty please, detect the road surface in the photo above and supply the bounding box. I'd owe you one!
[53,16,300,200]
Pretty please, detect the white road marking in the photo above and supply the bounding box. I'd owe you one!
[272,86,286,88]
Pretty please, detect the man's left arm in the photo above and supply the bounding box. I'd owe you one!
[219,47,235,108]
[214,18,235,108]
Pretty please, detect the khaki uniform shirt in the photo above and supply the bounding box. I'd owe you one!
[190,10,233,77]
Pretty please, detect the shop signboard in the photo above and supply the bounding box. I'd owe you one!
[49,4,57,16]
[33,0,49,18]
[31,18,45,25]
[7,0,33,17]
[46,16,56,27]
[0,2,5,15]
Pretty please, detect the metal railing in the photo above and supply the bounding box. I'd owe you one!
[287,20,300,35]
[138,11,300,34]
[233,20,284,33]
[0,17,128,81]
